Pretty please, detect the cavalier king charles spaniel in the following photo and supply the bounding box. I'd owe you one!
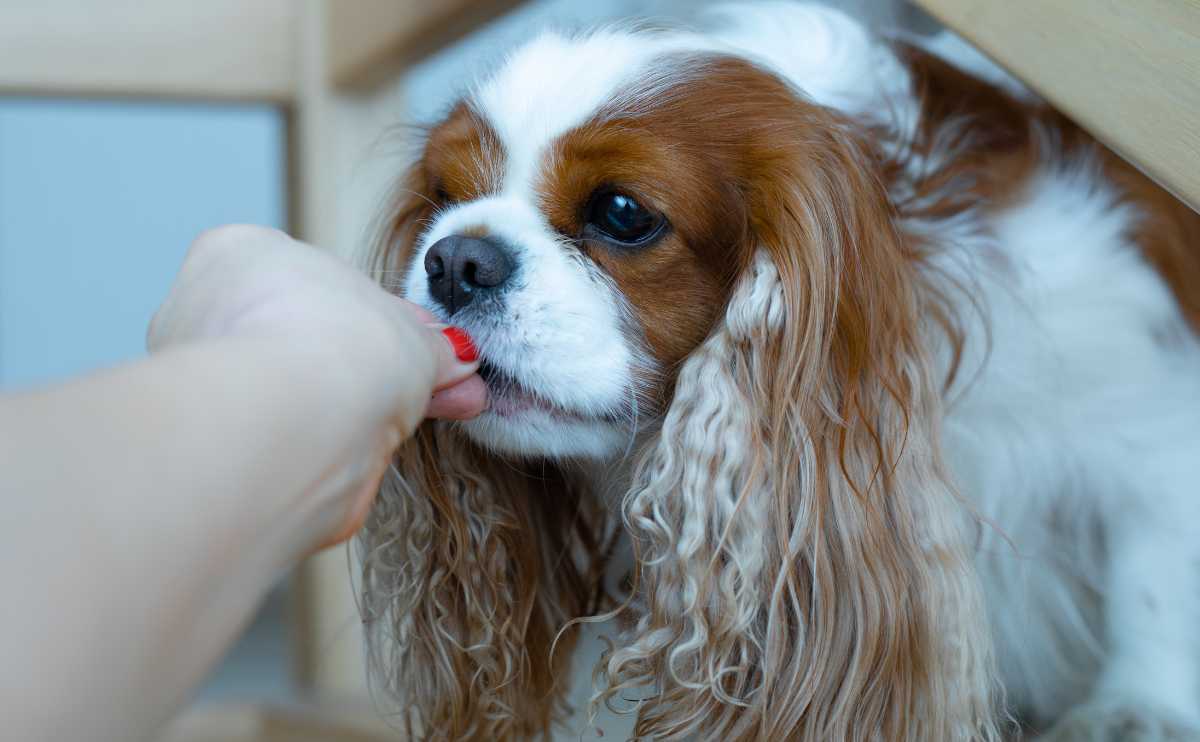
[357,3,1200,740]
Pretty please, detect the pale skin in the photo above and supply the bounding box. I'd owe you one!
[0,225,487,742]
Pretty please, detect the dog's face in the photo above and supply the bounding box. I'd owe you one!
[394,33,786,459]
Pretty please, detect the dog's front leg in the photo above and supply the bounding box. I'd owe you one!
[1038,511,1200,741]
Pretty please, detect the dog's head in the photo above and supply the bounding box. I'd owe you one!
[362,22,997,742]
[385,28,901,461]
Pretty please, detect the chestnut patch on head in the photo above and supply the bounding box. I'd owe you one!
[377,103,506,278]
[536,53,896,377]
[536,57,812,369]
[422,102,506,207]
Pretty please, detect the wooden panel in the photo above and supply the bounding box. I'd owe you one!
[288,0,365,698]
[328,0,527,90]
[915,0,1200,212]
[0,0,297,101]
[289,0,410,698]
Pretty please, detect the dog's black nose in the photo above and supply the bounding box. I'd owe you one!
[424,235,514,316]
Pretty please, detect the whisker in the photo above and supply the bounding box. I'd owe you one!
[396,187,440,210]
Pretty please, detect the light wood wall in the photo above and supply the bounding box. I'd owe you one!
[0,1,297,101]
[915,0,1200,212]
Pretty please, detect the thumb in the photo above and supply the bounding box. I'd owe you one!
[391,297,479,389]
[430,325,480,391]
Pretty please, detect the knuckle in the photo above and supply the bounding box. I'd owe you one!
[189,224,287,260]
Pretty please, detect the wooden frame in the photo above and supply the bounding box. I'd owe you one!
[0,0,524,102]
[0,1,298,101]
[327,0,527,90]
[914,0,1200,213]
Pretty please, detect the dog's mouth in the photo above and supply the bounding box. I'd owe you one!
[477,359,590,421]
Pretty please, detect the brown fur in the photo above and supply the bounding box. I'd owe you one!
[584,55,997,740]
[900,44,1200,333]
[1105,159,1200,332]
[540,114,747,367]
[359,428,609,740]
[370,102,505,281]
[365,104,605,740]
[360,42,1197,742]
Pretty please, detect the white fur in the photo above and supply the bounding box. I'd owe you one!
[406,195,641,457]
[403,3,1200,736]
[405,4,905,460]
[705,1,917,124]
[939,162,1200,731]
[473,30,701,195]
[404,31,709,458]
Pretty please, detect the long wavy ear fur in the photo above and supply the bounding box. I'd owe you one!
[359,426,610,740]
[597,107,1001,740]
[359,166,612,741]
[361,59,1000,740]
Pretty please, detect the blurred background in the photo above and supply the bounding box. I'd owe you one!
[0,1,933,739]
[5,1,1198,739]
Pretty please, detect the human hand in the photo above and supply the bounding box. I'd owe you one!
[149,225,487,423]
[148,225,486,548]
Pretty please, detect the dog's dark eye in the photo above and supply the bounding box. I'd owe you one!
[585,192,664,246]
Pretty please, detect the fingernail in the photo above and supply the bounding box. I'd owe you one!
[442,326,478,363]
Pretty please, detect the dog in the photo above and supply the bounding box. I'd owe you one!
[358,4,1200,739]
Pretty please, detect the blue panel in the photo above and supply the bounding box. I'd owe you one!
[0,98,285,388]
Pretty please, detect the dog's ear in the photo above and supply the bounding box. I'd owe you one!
[359,425,609,740]
[360,158,611,739]
[367,102,505,291]
[601,107,1001,740]
[364,162,435,292]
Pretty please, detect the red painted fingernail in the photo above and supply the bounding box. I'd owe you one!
[442,326,478,362]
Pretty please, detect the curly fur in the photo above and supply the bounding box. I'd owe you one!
[357,5,1200,740]
[358,88,1002,739]
[359,426,612,739]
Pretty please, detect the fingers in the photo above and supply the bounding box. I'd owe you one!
[427,375,489,420]
[426,325,488,419]
[145,308,166,352]
[389,296,477,388]
[311,457,388,552]
[401,299,440,325]
[422,324,480,392]
[311,423,399,552]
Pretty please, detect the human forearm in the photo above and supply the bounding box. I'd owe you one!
[0,337,415,741]
[1,225,484,741]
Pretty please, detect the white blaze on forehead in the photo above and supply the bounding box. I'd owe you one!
[467,7,915,197]
[470,30,703,197]
[703,2,912,118]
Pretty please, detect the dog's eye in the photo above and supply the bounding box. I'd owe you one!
[584,192,665,246]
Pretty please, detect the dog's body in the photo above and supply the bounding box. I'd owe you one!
[361,4,1200,739]
[915,31,1200,739]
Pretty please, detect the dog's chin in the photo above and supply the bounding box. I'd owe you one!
[459,411,625,459]
[456,362,628,459]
